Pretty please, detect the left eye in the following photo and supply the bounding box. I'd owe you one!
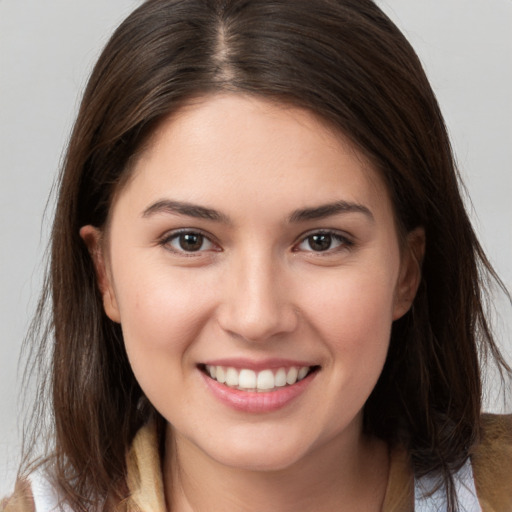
[296,232,350,253]
[165,232,216,253]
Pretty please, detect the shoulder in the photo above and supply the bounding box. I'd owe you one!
[472,413,512,512]
[1,469,69,512]
[413,414,512,511]
[1,479,34,512]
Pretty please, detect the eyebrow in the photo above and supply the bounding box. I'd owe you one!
[142,200,231,223]
[141,199,374,224]
[288,201,374,223]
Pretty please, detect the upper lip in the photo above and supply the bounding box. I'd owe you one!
[199,358,319,371]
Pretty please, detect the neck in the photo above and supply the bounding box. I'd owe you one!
[164,422,389,512]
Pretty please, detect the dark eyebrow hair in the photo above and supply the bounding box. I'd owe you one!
[288,201,374,223]
[142,200,231,223]
[142,199,373,225]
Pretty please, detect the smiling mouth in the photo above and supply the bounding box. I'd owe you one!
[199,364,320,392]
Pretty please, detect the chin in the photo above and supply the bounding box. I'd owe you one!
[213,446,306,473]
[199,428,315,473]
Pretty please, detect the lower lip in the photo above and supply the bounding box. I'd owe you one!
[201,370,317,413]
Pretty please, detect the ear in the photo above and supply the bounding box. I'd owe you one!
[79,225,121,323]
[393,227,425,320]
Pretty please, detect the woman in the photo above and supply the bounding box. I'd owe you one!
[2,0,511,510]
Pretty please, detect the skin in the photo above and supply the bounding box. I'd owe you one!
[81,94,424,511]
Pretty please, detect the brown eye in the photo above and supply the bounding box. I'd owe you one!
[164,231,216,253]
[295,231,352,253]
[307,234,333,252]
[179,233,204,251]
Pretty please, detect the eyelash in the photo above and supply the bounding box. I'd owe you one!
[158,229,354,255]
[293,230,354,254]
[159,229,220,256]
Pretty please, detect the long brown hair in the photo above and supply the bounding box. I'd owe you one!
[21,0,510,509]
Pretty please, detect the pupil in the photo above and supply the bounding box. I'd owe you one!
[179,233,203,251]
[309,234,331,251]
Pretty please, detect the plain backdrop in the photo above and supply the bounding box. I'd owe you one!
[1,0,511,496]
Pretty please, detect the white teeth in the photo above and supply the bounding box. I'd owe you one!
[286,367,298,385]
[216,366,226,384]
[226,367,239,387]
[239,369,257,389]
[256,369,275,390]
[275,368,287,387]
[298,367,309,380]
[204,364,313,391]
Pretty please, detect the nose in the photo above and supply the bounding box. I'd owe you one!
[217,251,298,342]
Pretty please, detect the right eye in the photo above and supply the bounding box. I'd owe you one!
[161,231,218,254]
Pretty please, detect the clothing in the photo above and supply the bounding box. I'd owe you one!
[2,415,511,512]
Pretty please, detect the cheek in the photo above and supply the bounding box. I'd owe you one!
[111,259,218,382]
[288,265,398,439]
[111,263,223,418]
[303,265,397,364]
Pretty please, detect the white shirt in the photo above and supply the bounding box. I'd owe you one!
[414,458,482,512]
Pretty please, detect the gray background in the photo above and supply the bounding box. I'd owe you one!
[1,0,511,495]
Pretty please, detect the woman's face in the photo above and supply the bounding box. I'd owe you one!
[82,94,422,472]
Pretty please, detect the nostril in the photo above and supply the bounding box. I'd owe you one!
[217,303,299,343]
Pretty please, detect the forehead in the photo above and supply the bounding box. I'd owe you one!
[115,93,393,223]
